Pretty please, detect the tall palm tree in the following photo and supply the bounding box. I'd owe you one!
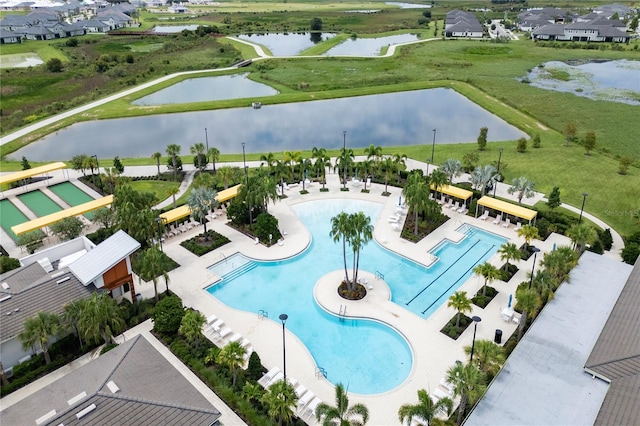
[217,166,234,189]
[473,262,500,296]
[208,147,220,172]
[311,147,327,178]
[283,150,301,181]
[242,381,263,402]
[318,153,332,190]
[446,362,486,426]
[515,287,540,342]
[498,242,521,271]
[260,151,277,169]
[262,379,298,426]
[363,144,382,161]
[190,142,206,173]
[359,158,374,191]
[315,382,369,426]
[62,299,86,350]
[252,166,278,211]
[188,186,219,235]
[517,224,540,252]
[348,212,374,289]
[179,309,206,349]
[393,153,407,183]
[403,172,430,236]
[470,165,497,195]
[168,186,179,209]
[330,212,353,289]
[440,158,463,184]
[398,389,453,426]
[540,246,578,287]
[166,144,181,181]
[381,157,395,194]
[152,152,162,176]
[217,340,248,386]
[566,223,597,253]
[447,291,472,327]
[507,176,535,205]
[429,169,448,201]
[19,312,61,365]
[335,148,355,187]
[273,159,289,196]
[78,293,125,346]
[138,246,169,301]
[463,339,505,378]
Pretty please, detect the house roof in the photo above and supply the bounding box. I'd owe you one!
[0,334,221,426]
[477,195,537,221]
[68,230,140,286]
[533,23,567,36]
[465,251,634,426]
[446,20,483,33]
[585,257,640,425]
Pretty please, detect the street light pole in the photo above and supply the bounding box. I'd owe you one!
[154,217,164,251]
[579,192,588,224]
[242,142,248,186]
[493,148,503,198]
[528,247,541,289]
[204,128,209,169]
[92,154,100,176]
[342,131,347,191]
[431,129,436,164]
[426,159,430,176]
[470,315,482,363]
[279,313,288,380]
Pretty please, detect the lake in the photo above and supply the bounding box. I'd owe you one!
[525,59,640,105]
[385,2,432,8]
[0,53,44,69]
[236,33,336,56]
[9,88,528,161]
[153,25,201,33]
[323,33,420,56]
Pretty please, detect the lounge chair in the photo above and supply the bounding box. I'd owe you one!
[444,199,454,209]
[502,218,511,228]
[451,201,460,211]
[388,215,400,223]
[439,378,454,395]
[304,397,322,420]
[432,387,450,401]
[206,314,218,325]
[492,214,502,225]
[479,211,489,221]
[278,239,284,246]
[391,223,401,231]
[258,367,281,388]
[254,237,260,245]
[297,391,315,409]
[514,222,522,231]
[295,384,308,398]
[457,204,467,214]
[227,332,242,343]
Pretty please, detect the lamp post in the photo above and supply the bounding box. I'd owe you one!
[426,159,431,176]
[493,148,503,198]
[154,217,164,251]
[579,192,588,224]
[204,128,209,169]
[470,315,482,363]
[342,130,347,190]
[279,313,288,380]
[528,247,541,289]
[242,142,248,186]
[92,154,100,175]
[431,129,436,164]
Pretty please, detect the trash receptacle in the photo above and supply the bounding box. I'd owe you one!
[494,329,503,344]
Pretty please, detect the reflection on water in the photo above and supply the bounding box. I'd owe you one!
[153,25,201,33]
[323,33,419,56]
[10,88,528,161]
[236,33,336,56]
[385,2,432,8]
[132,73,278,105]
[0,53,44,69]
[525,60,640,105]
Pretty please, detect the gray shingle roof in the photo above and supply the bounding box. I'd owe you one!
[533,23,567,36]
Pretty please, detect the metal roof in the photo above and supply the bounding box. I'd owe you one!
[0,162,66,186]
[477,196,538,221]
[430,184,473,201]
[67,230,140,286]
[159,184,241,224]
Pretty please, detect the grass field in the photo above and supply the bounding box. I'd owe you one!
[129,180,180,203]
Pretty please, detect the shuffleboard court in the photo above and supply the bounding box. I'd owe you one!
[49,182,96,219]
[17,190,63,217]
[0,199,29,241]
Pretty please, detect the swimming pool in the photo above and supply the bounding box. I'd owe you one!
[207,199,506,394]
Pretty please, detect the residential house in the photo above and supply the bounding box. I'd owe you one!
[444,10,483,38]
[168,3,188,13]
[0,28,21,43]
[0,230,140,371]
[533,20,631,43]
[517,7,576,31]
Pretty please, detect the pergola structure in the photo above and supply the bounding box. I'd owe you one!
[0,162,68,195]
[476,196,538,224]
[159,184,241,225]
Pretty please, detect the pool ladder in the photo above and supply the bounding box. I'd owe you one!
[257,309,268,320]
[316,367,327,379]
[338,304,347,322]
[375,270,384,280]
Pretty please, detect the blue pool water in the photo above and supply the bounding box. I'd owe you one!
[207,199,506,394]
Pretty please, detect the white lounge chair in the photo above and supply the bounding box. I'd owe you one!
[388,215,400,223]
[258,367,281,387]
[444,199,454,209]
[227,332,242,343]
[457,204,467,214]
[439,378,454,395]
[492,214,502,225]
[254,237,260,245]
[297,391,315,409]
[206,314,218,325]
[304,397,322,419]
[432,387,450,401]
[479,211,490,221]
[502,218,511,228]
[278,239,284,246]
[514,222,522,231]
[451,201,460,211]
[391,223,401,231]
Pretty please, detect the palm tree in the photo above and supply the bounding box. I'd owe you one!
[217,340,248,386]
[77,293,125,346]
[470,165,497,195]
[311,147,327,179]
[188,186,219,235]
[217,166,235,189]
[381,157,395,194]
[566,223,597,253]
[429,169,448,201]
[335,148,355,187]
[190,142,206,173]
[62,299,86,350]
[330,212,353,290]
[260,151,277,169]
[447,291,472,327]
[138,246,169,301]
[242,381,263,402]
[446,362,486,425]
[517,224,540,252]
[252,166,278,211]
[348,212,373,289]
[273,159,290,196]
[398,389,453,426]
[515,287,540,342]
[463,340,505,378]
[440,159,463,184]
[262,379,298,426]
[507,176,535,205]
[363,144,382,161]
[208,147,220,172]
[473,262,500,296]
[179,309,206,349]
[540,246,578,287]
[166,144,181,181]
[152,152,162,176]
[498,242,521,271]
[168,186,179,209]
[18,312,61,365]
[393,153,407,183]
[284,150,301,181]
[359,158,374,191]
[315,382,369,426]
[403,172,430,236]
[318,153,332,190]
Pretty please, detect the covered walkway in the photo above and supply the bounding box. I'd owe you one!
[431,184,473,201]
[476,196,537,224]
[0,162,68,189]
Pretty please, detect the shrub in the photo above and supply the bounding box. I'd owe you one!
[254,213,280,243]
[0,256,20,273]
[440,314,472,340]
[180,230,230,256]
[46,58,63,72]
[516,137,527,153]
[600,228,613,251]
[152,296,184,335]
[247,351,264,381]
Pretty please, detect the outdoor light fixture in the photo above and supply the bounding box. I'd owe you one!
[279,313,288,379]
[579,192,588,224]
[92,154,100,175]
[343,131,347,190]
[431,129,437,164]
[426,159,431,176]
[528,247,541,289]
[154,217,164,251]
[470,315,482,362]
[493,148,504,198]
[204,128,209,168]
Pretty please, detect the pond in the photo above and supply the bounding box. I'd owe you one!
[323,33,420,56]
[236,33,336,56]
[132,73,279,105]
[0,53,44,69]
[9,88,528,161]
[153,25,201,33]
[524,59,640,105]
[385,2,432,8]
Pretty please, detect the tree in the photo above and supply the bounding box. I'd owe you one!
[398,389,452,426]
[532,133,541,148]
[311,147,327,179]
[403,172,430,236]
[600,228,613,251]
[393,153,407,183]
[477,127,488,151]
[583,131,596,155]
[566,223,597,253]
[440,158,462,184]
[113,156,124,174]
[447,291,472,327]
[0,256,20,273]
[330,212,373,296]
[50,217,85,241]
[166,144,181,181]
[16,230,46,254]
[112,184,157,246]
[540,246,578,287]
[498,242,521,271]
[429,169,448,201]
[153,295,184,335]
[179,309,206,348]
[46,58,63,72]
[564,122,577,146]
[517,224,540,251]
[446,362,486,425]
[137,246,169,302]
[71,154,89,176]
[516,137,527,153]
[507,176,535,205]
[208,147,220,172]
[21,156,31,170]
[310,17,323,31]
[363,144,383,162]
[242,381,263,402]
[618,157,632,175]
[19,312,61,365]
[315,382,369,426]
[168,186,179,209]
[187,186,219,235]
[462,152,479,173]
[284,150,301,181]
[62,299,86,350]
[470,165,497,196]
[547,186,561,210]
[77,293,125,346]
[630,15,639,32]
[217,340,248,386]
[262,379,298,425]
[473,262,499,296]
[463,340,505,378]
[100,167,121,194]
[515,287,540,342]
[152,152,162,176]
[191,142,206,173]
[380,157,396,194]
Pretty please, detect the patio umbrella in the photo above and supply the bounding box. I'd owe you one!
[508,294,513,308]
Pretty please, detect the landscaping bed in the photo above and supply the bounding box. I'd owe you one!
[472,286,498,309]
[401,212,449,243]
[499,263,519,282]
[440,314,473,340]
[180,230,230,256]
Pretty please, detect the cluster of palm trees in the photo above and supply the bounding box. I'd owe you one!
[330,212,374,296]
[155,143,222,181]
[402,169,449,236]
[19,293,125,366]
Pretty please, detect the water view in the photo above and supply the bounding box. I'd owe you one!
[0,53,44,69]
[153,25,201,33]
[132,73,279,106]
[10,88,528,161]
[236,33,336,56]
[323,33,420,56]
[385,2,432,8]
[525,59,640,105]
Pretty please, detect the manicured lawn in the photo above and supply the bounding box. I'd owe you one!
[129,180,180,204]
